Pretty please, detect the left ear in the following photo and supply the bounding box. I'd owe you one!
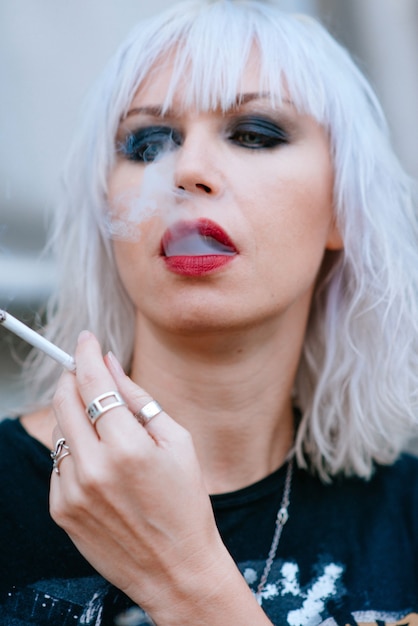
[325,217,344,251]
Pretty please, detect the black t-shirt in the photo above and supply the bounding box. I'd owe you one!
[0,417,417,625]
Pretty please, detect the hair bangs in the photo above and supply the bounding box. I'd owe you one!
[117,2,334,120]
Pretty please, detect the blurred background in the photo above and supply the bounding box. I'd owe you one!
[1,0,417,418]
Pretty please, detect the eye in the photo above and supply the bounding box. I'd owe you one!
[119,126,182,162]
[228,116,289,149]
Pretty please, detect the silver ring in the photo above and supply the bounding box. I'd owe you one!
[86,390,126,426]
[50,438,70,475]
[135,400,163,426]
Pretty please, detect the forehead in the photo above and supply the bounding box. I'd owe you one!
[113,7,343,131]
[126,44,289,116]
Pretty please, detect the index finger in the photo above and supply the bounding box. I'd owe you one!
[52,369,97,462]
[72,331,147,445]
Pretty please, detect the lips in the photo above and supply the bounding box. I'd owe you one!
[161,219,237,276]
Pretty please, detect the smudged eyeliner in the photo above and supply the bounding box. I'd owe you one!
[117,113,290,162]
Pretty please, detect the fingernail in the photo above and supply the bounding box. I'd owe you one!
[107,351,125,377]
[77,330,92,344]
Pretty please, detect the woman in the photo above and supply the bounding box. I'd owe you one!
[1,1,417,624]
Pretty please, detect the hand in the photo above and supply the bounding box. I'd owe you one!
[49,331,240,622]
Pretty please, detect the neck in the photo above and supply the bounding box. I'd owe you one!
[130,315,304,494]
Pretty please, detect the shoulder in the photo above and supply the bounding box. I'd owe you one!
[369,454,418,532]
[373,452,418,487]
[0,416,52,530]
[0,411,55,466]
[349,453,418,505]
[298,453,418,522]
[0,414,51,475]
[0,417,26,452]
[20,408,56,449]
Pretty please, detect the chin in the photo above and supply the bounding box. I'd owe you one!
[150,303,268,339]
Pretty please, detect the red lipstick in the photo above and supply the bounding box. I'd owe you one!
[161,219,237,276]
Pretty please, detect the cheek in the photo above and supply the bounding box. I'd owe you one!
[111,216,164,309]
[112,241,140,302]
[107,163,146,233]
[108,162,144,200]
[108,164,155,298]
[247,152,335,280]
[109,164,143,300]
[267,148,334,242]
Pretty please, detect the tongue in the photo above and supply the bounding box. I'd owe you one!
[165,232,236,256]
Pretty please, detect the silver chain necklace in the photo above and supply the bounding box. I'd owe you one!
[255,456,294,604]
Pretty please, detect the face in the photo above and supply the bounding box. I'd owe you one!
[107,57,342,336]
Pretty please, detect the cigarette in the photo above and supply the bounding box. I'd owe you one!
[0,309,76,372]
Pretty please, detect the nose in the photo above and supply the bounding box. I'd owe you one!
[174,127,224,196]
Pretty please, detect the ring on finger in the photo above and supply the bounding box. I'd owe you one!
[86,391,126,426]
[135,400,163,426]
[50,438,71,475]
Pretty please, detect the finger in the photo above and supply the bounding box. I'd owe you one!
[105,351,188,443]
[74,331,147,443]
[104,351,157,417]
[49,438,79,520]
[50,425,72,476]
[52,370,100,462]
[51,424,64,449]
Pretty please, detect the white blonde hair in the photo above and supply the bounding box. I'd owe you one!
[19,0,418,480]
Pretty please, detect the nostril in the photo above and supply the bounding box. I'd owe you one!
[196,183,211,193]
[176,183,212,193]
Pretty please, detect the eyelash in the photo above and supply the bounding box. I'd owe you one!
[118,116,289,163]
[227,116,289,149]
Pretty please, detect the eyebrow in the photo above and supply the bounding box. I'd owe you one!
[126,105,164,118]
[125,92,291,119]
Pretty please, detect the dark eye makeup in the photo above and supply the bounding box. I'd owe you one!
[117,114,290,162]
[118,125,182,163]
[227,115,289,149]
